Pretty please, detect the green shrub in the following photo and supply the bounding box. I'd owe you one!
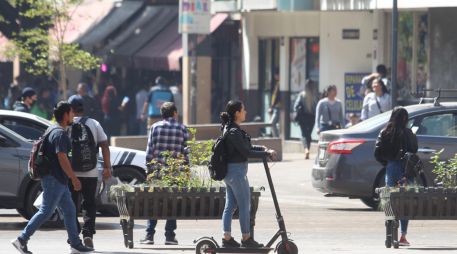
[431,149,457,188]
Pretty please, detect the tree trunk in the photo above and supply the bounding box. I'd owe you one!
[59,61,67,100]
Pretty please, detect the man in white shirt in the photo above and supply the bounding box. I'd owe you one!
[361,79,392,120]
[68,95,112,249]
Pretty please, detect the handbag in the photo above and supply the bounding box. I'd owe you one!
[326,105,341,129]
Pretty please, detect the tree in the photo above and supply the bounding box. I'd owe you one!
[1,0,100,99]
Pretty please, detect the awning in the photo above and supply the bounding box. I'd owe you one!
[104,5,178,66]
[77,1,143,50]
[131,13,228,71]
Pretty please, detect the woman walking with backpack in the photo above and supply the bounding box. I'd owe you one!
[294,79,319,159]
[374,107,418,246]
[220,100,276,248]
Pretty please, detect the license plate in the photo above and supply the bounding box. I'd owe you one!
[318,148,326,160]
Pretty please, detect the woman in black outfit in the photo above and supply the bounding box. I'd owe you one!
[374,106,418,246]
[220,100,276,248]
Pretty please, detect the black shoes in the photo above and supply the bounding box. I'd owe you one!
[222,237,241,248]
[70,242,93,253]
[165,237,179,245]
[11,238,32,254]
[241,237,264,248]
[139,234,154,244]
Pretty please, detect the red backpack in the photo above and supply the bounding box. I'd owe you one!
[28,128,59,180]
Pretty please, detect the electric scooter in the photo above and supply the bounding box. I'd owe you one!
[194,158,298,254]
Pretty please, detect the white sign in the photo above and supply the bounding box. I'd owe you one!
[179,0,211,34]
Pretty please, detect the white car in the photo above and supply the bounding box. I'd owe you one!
[0,110,147,218]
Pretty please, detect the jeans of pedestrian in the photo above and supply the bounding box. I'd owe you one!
[270,107,280,137]
[146,219,177,239]
[222,162,251,235]
[385,160,409,235]
[19,175,80,246]
[70,177,98,238]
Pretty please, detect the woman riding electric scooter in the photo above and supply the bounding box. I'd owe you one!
[219,100,277,248]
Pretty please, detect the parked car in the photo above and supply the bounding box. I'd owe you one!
[312,102,457,209]
[0,110,147,219]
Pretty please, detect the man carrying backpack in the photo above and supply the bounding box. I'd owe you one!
[140,102,188,245]
[141,76,174,130]
[12,101,93,254]
[68,95,112,249]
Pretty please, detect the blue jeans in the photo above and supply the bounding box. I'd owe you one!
[385,160,409,235]
[19,175,81,246]
[146,219,176,239]
[222,162,251,235]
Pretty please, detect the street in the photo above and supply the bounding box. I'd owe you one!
[2,153,457,253]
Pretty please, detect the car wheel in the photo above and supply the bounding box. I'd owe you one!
[23,182,42,220]
[97,166,147,216]
[361,170,386,210]
[112,166,146,185]
[23,182,64,227]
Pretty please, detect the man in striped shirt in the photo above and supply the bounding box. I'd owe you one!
[141,102,188,245]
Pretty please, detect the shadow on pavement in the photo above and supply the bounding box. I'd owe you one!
[407,247,457,251]
[328,208,375,212]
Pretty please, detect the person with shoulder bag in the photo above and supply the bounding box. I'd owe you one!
[315,85,344,133]
[374,107,418,247]
[219,100,277,248]
[294,79,319,159]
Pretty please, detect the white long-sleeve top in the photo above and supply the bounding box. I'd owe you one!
[361,92,392,120]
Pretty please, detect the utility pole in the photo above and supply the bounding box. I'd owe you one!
[391,0,398,107]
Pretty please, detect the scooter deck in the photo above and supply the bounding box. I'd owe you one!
[211,247,272,253]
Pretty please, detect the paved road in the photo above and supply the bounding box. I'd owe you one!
[2,153,457,253]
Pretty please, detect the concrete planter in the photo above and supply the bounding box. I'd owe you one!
[378,187,457,248]
[114,186,261,249]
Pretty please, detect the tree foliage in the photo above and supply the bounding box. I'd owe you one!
[1,0,100,98]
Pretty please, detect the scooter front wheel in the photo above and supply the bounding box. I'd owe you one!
[276,240,298,254]
[195,239,217,254]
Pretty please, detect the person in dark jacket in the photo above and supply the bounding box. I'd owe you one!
[220,100,277,248]
[374,106,418,247]
[13,87,37,113]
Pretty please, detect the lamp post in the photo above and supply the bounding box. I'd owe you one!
[391,0,398,107]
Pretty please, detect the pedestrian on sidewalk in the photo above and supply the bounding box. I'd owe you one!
[361,78,391,121]
[374,106,418,247]
[141,77,174,130]
[361,64,391,94]
[268,68,281,137]
[220,100,277,248]
[68,95,112,249]
[315,85,344,134]
[294,79,319,159]
[140,102,188,245]
[13,87,37,113]
[11,101,93,254]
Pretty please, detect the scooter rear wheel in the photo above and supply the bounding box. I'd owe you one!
[276,240,298,254]
[195,239,217,254]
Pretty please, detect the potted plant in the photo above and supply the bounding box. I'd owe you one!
[110,129,262,249]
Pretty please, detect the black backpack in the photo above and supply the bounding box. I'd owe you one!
[208,130,230,181]
[69,117,98,172]
[28,128,58,180]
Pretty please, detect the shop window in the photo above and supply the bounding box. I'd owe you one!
[289,37,320,139]
[389,12,428,104]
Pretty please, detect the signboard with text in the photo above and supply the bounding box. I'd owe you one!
[344,73,369,118]
[179,0,211,34]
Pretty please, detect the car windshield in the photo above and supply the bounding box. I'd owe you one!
[348,110,392,131]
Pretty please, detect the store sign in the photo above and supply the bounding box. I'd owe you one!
[344,73,369,118]
[179,0,211,34]
[342,29,360,40]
